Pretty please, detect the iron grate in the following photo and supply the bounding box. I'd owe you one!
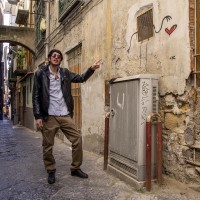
[152,86,157,112]
[110,158,137,178]
[137,9,153,42]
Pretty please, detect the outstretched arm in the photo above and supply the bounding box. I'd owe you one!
[71,59,103,83]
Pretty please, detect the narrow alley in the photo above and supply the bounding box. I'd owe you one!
[0,119,199,200]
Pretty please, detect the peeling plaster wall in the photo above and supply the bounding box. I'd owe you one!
[111,0,198,182]
[80,1,106,153]
[113,0,190,96]
[47,0,106,154]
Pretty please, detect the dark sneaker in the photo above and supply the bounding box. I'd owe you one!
[71,169,88,178]
[48,172,56,184]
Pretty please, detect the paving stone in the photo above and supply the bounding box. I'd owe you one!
[0,120,199,200]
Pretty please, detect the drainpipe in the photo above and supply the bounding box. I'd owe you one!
[45,0,50,63]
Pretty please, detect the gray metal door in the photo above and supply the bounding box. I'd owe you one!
[110,80,139,162]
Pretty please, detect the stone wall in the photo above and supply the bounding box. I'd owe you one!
[158,0,200,183]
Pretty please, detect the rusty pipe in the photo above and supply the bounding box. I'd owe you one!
[146,121,152,191]
[146,112,161,122]
[157,122,162,186]
[146,113,162,191]
[104,112,110,170]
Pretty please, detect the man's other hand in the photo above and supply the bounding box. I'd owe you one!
[36,119,43,131]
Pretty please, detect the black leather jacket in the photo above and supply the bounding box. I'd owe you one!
[32,64,94,120]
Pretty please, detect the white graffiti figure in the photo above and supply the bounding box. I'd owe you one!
[117,93,125,110]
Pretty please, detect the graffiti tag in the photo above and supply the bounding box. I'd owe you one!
[141,81,150,125]
[117,93,125,110]
[169,56,176,60]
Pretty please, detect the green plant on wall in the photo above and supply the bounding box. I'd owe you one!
[16,48,26,70]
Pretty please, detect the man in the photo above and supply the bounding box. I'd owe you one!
[32,49,101,184]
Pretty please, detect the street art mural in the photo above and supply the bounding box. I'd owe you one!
[127,15,178,53]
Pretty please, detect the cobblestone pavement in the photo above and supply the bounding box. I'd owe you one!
[0,119,200,200]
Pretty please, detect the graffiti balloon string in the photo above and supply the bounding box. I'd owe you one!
[127,31,138,53]
[153,15,172,33]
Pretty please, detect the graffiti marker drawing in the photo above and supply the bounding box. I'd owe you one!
[127,15,177,53]
[169,56,176,60]
[127,31,138,53]
[165,24,177,36]
[117,93,125,110]
[141,81,150,125]
[154,15,172,33]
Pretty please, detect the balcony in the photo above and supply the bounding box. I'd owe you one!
[13,49,28,76]
[14,68,28,76]
[58,0,82,22]
[7,0,18,5]
[15,9,29,25]
[18,72,34,83]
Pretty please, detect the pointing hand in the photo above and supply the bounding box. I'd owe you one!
[91,59,103,70]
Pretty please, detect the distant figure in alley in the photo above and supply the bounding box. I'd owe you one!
[32,49,101,184]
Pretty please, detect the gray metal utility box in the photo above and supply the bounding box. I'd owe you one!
[108,74,159,188]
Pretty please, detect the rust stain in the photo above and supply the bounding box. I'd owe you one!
[194,87,197,112]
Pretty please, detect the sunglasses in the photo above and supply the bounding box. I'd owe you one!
[51,54,61,59]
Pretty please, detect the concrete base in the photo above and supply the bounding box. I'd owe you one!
[107,164,145,190]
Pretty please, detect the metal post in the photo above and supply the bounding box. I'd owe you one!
[104,112,110,170]
[146,121,152,191]
[146,113,162,191]
[157,122,162,186]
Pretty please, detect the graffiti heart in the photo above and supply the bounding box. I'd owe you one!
[154,16,177,36]
[165,24,177,36]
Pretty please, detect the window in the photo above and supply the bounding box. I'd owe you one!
[35,0,45,46]
[137,9,153,42]
[58,0,82,22]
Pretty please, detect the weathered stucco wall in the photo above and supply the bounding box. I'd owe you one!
[47,0,106,154]
[112,0,190,95]
[110,0,198,183]
[81,1,106,153]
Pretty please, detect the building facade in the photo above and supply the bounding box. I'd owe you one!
[1,0,199,183]
[2,0,35,128]
[31,0,200,183]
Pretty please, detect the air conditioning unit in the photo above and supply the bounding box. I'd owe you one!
[108,74,159,189]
